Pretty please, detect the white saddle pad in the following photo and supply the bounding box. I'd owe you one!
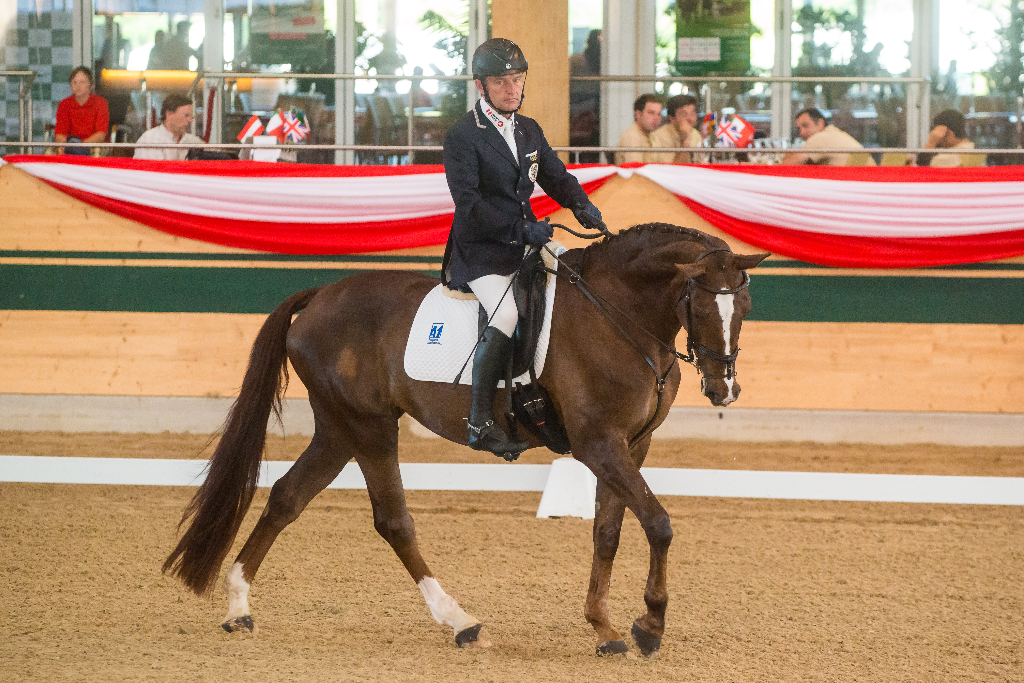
[403,256,560,387]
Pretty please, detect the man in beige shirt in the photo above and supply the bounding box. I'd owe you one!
[781,108,873,166]
[917,109,985,167]
[615,93,664,164]
[649,94,703,163]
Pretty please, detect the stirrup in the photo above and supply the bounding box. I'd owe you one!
[467,419,527,461]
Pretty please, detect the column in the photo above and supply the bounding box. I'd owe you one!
[601,0,656,158]
[335,0,356,164]
[491,0,570,147]
[203,0,224,143]
[771,0,792,140]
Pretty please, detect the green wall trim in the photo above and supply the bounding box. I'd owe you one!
[1,263,1022,323]
[746,274,1024,324]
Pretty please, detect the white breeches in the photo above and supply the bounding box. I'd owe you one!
[468,273,520,336]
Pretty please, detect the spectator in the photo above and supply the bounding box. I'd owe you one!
[133,93,204,160]
[917,109,986,167]
[615,93,664,164]
[650,94,701,163]
[162,21,195,71]
[781,107,874,166]
[147,30,167,70]
[569,29,601,162]
[54,66,109,155]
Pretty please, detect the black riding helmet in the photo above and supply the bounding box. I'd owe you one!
[472,38,528,114]
[472,38,528,78]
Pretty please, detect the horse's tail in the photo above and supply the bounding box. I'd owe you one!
[162,286,322,596]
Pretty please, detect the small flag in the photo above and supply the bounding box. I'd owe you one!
[715,115,756,148]
[265,109,286,142]
[281,110,309,143]
[700,112,716,139]
[236,114,264,141]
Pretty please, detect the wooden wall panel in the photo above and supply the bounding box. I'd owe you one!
[491,0,570,147]
[2,311,1021,412]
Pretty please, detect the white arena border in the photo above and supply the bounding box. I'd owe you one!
[1,456,1021,506]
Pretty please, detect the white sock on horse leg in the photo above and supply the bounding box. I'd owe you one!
[223,562,251,621]
[417,577,478,633]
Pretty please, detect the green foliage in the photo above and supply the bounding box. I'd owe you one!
[986,0,1024,100]
[417,10,468,121]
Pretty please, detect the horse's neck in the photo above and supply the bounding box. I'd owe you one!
[582,238,703,342]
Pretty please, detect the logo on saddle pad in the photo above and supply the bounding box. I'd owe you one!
[428,323,444,345]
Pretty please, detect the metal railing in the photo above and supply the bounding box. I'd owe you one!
[1,71,37,143]
[204,71,474,161]
[5,69,1023,163]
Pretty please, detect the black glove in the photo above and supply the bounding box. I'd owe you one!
[522,219,554,247]
[574,201,605,232]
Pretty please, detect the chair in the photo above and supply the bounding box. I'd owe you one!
[846,152,876,167]
[880,152,912,166]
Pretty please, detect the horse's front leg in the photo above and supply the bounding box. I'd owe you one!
[577,434,670,658]
[584,480,630,656]
[357,453,491,649]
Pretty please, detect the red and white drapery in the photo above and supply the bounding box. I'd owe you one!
[4,155,1024,267]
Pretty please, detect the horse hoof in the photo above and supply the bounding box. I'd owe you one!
[455,623,490,648]
[630,623,662,658]
[222,615,255,633]
[596,639,630,657]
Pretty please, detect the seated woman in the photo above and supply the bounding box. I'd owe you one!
[54,67,109,155]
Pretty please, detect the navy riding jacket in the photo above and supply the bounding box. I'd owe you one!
[441,100,590,288]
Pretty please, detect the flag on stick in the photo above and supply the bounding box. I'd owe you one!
[236,114,264,141]
[715,115,756,148]
[265,109,286,142]
[281,110,310,143]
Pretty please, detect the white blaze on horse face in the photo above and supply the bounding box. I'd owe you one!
[715,293,737,403]
[417,577,479,635]
[223,562,251,621]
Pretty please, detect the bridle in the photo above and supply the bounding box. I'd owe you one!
[679,251,751,381]
[540,228,751,446]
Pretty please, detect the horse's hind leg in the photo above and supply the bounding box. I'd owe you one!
[585,480,630,657]
[222,427,350,633]
[357,447,490,649]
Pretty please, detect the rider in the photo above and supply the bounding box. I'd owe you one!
[442,38,606,458]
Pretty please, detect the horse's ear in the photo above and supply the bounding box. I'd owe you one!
[732,252,771,270]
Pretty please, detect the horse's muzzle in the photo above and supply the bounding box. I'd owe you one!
[701,376,740,407]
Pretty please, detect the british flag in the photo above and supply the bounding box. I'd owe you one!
[715,115,756,148]
[281,111,310,143]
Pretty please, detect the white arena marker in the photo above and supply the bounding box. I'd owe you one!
[536,457,598,519]
[1,457,1022,506]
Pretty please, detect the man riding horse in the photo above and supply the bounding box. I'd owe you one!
[442,38,605,458]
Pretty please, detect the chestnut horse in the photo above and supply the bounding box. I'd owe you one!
[163,223,769,657]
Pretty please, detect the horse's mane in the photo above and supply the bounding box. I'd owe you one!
[586,222,729,257]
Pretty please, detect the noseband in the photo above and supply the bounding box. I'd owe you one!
[679,249,751,381]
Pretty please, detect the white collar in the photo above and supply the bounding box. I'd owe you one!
[479,99,514,134]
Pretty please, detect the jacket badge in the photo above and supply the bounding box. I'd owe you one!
[528,162,539,182]
[527,150,538,161]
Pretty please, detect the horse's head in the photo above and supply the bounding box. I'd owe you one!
[675,249,770,407]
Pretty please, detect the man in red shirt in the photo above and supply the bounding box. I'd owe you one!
[54,67,109,155]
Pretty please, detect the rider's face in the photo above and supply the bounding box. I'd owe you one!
[476,71,526,114]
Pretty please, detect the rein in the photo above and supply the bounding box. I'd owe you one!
[545,224,750,446]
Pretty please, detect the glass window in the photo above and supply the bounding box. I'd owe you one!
[792,0,913,147]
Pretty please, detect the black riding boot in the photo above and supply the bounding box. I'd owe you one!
[468,326,528,459]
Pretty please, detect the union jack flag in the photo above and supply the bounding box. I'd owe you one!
[715,115,756,148]
[281,111,310,143]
